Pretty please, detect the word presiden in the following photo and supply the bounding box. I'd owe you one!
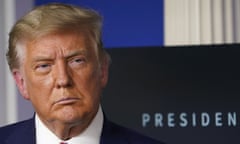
[142,112,237,128]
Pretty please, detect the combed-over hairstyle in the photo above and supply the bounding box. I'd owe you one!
[7,3,107,70]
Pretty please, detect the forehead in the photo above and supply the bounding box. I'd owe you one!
[32,31,90,46]
[25,32,97,56]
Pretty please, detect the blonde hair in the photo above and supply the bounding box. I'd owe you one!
[7,3,107,70]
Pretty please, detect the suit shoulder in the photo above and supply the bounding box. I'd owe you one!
[0,118,34,137]
[103,121,165,144]
[0,118,33,130]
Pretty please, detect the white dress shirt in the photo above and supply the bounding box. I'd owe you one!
[36,106,104,144]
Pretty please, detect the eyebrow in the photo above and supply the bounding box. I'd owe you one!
[31,49,88,63]
[65,49,87,59]
[32,56,54,62]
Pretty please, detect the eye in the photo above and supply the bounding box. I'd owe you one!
[35,63,51,73]
[74,58,84,63]
[69,57,86,68]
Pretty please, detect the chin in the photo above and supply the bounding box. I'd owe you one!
[57,107,89,124]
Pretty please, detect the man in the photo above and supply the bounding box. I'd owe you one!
[0,3,164,144]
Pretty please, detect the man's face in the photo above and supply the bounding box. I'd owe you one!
[14,32,108,125]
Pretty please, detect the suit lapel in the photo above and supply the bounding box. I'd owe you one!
[5,118,36,144]
[100,119,128,144]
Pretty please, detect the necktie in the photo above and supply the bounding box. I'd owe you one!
[60,142,67,144]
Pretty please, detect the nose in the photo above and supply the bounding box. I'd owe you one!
[55,61,73,88]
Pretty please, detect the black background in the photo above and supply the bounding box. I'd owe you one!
[101,44,240,144]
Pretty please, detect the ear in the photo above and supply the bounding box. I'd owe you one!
[12,69,30,100]
[100,54,110,88]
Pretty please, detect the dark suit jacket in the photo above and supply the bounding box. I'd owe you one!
[0,118,164,144]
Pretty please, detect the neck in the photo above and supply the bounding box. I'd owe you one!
[47,119,91,140]
[37,111,97,140]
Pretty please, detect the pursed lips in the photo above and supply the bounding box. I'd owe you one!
[54,97,80,105]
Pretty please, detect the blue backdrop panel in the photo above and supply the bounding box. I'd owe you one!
[35,0,164,48]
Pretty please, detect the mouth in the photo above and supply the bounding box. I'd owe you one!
[54,97,80,105]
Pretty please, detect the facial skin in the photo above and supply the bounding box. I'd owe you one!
[13,32,109,140]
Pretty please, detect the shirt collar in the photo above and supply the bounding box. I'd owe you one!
[36,106,104,144]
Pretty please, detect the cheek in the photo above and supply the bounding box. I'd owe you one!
[27,77,54,115]
[25,74,54,100]
[75,67,102,96]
